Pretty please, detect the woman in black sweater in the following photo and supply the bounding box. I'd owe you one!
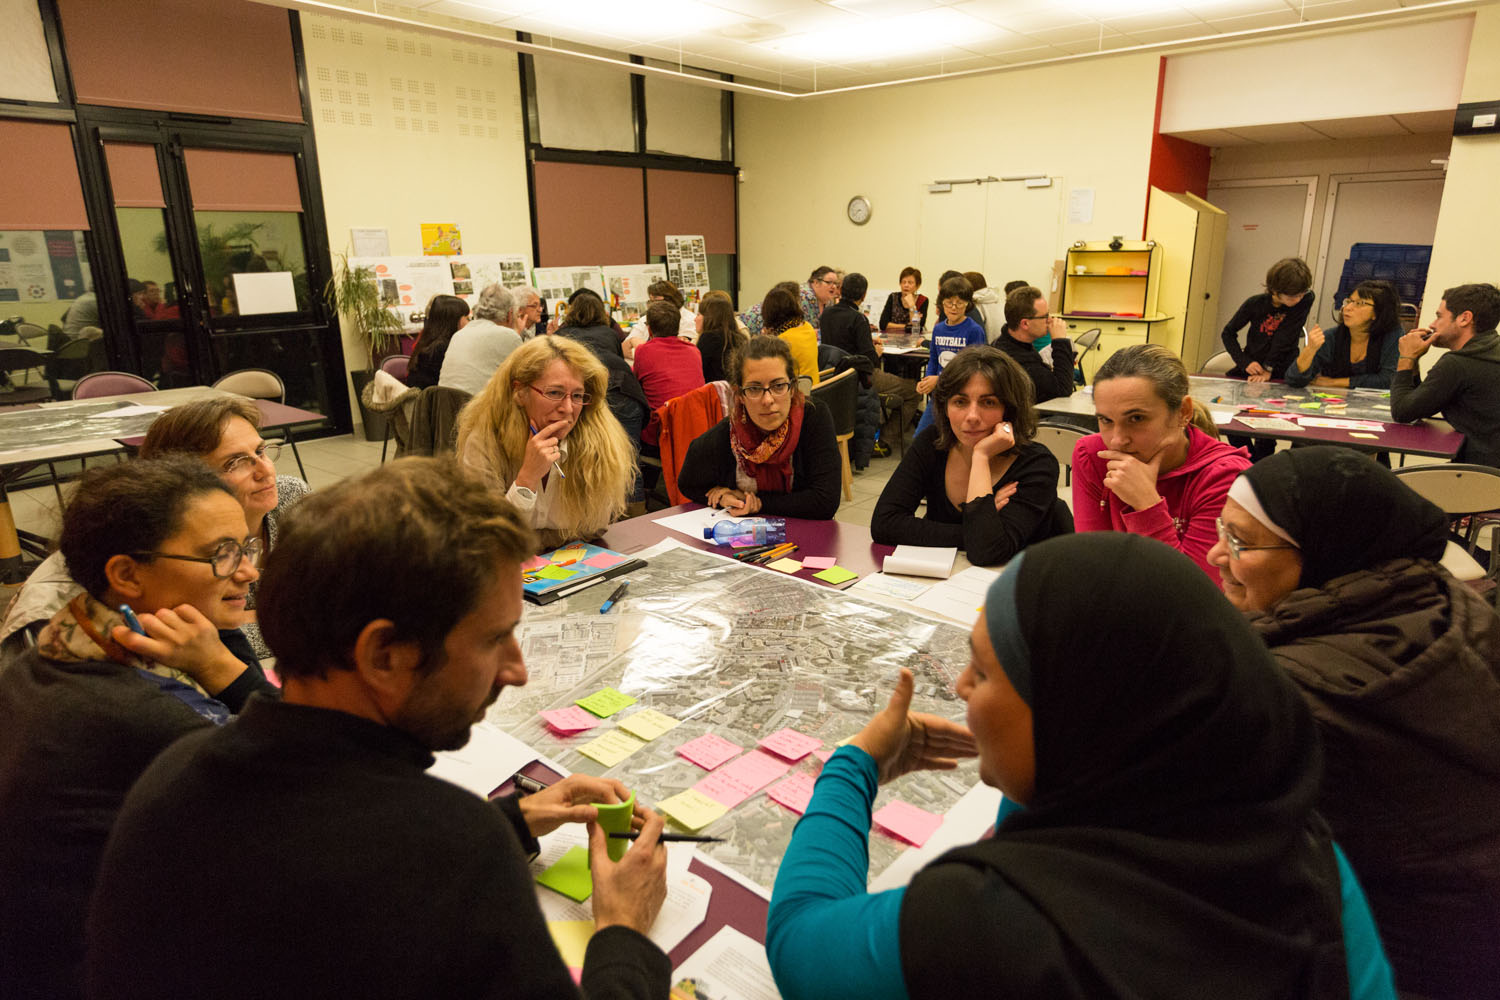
[872,346,1072,565]
[679,335,841,520]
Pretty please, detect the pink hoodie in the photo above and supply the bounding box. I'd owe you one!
[1071,426,1251,580]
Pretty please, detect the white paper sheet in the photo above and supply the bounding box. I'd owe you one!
[653,506,737,544]
[910,565,999,626]
[427,721,541,798]
[86,404,167,419]
[231,271,298,316]
[671,925,779,1000]
[848,573,932,602]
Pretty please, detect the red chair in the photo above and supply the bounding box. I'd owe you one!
[72,371,155,399]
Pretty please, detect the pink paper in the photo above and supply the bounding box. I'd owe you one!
[582,552,627,569]
[801,556,837,570]
[812,748,834,762]
[676,733,743,771]
[569,968,582,984]
[767,773,817,814]
[522,556,549,571]
[873,800,943,848]
[692,750,792,807]
[541,705,601,734]
[758,727,823,761]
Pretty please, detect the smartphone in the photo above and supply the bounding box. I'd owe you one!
[117,604,147,636]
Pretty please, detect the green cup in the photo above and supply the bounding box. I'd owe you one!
[595,792,636,862]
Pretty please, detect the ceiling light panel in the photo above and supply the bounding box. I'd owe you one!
[761,6,1007,62]
[501,0,743,37]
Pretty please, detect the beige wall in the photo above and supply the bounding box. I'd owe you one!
[735,52,1161,309]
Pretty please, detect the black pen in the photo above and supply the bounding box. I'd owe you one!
[608,832,725,843]
[731,544,776,561]
[599,581,628,614]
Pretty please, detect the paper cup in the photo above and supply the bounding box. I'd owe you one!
[595,792,636,861]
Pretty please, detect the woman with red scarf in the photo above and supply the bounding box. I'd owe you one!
[679,335,841,519]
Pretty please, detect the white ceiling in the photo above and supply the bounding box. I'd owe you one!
[284,0,1478,96]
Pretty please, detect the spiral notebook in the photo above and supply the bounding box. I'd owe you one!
[521,542,646,604]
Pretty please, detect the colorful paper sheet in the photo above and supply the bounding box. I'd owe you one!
[582,552,628,569]
[693,750,792,807]
[873,800,943,847]
[535,565,576,581]
[758,727,823,761]
[813,565,859,585]
[766,558,803,573]
[616,709,680,741]
[522,555,549,571]
[767,773,817,814]
[657,789,729,832]
[801,556,837,570]
[577,730,646,767]
[551,547,589,563]
[676,733,742,770]
[541,705,601,734]
[536,846,592,900]
[576,687,637,717]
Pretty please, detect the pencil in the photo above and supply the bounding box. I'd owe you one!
[607,832,726,843]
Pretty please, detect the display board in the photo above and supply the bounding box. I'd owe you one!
[350,253,530,331]
[602,263,668,324]
[664,234,710,305]
[533,265,607,318]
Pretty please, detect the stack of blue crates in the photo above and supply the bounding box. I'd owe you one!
[1333,242,1431,311]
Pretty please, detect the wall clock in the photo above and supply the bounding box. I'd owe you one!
[847,195,872,225]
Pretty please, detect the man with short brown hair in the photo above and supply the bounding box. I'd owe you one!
[995,286,1076,404]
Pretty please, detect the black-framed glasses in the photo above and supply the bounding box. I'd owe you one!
[221,441,281,478]
[528,384,591,407]
[1215,517,1296,560]
[1027,313,1051,324]
[741,380,793,400]
[133,537,264,578]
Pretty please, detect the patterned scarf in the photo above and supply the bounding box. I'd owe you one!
[38,593,212,698]
[769,317,803,336]
[729,394,805,494]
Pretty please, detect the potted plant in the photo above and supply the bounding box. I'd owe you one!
[325,254,406,440]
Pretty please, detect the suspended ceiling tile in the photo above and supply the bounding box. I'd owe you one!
[1305,114,1411,138]
[1298,0,1403,15]
[967,5,1095,33]
[1226,121,1336,142]
[1203,9,1304,31]
[1170,127,1257,145]
[1101,7,1206,34]
[1393,109,1457,133]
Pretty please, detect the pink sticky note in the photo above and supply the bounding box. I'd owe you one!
[758,727,823,762]
[812,748,834,762]
[767,773,817,814]
[541,705,601,734]
[873,800,943,848]
[523,556,549,571]
[676,733,742,771]
[801,556,837,570]
[692,750,792,807]
[582,552,628,569]
[569,968,582,984]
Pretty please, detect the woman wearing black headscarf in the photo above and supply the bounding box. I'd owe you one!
[767,533,1395,1000]
[1211,446,1500,1000]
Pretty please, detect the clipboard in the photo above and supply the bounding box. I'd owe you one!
[522,542,646,605]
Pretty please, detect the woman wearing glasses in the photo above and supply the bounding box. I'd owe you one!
[1285,279,1401,389]
[456,335,637,549]
[0,456,273,999]
[678,335,841,519]
[1210,446,1500,998]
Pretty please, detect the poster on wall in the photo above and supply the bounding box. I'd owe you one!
[420,223,463,256]
[533,266,606,317]
[352,252,533,331]
[602,263,668,324]
[0,231,60,304]
[664,234,710,305]
[861,287,896,329]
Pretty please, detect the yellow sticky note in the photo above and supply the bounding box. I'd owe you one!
[576,687,637,717]
[547,920,595,968]
[657,789,729,832]
[765,557,803,573]
[577,730,645,767]
[551,547,589,563]
[617,709,680,742]
[1349,432,1380,439]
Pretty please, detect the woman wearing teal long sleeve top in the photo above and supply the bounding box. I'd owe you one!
[766,533,1397,1000]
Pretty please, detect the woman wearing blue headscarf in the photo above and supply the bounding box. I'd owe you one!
[766,533,1395,1000]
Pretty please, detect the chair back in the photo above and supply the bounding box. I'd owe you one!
[1392,463,1500,517]
[14,323,47,345]
[380,354,411,381]
[807,367,857,438]
[1199,350,1236,376]
[1035,419,1090,486]
[1072,327,1103,380]
[656,381,731,505]
[213,368,285,402]
[73,371,156,399]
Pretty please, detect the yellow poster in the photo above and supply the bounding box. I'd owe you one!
[420,223,462,256]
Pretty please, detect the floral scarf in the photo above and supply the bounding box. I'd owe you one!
[38,593,212,698]
[729,394,806,494]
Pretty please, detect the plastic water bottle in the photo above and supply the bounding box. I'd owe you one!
[703,517,787,547]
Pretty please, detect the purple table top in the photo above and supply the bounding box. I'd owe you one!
[115,399,327,448]
[1219,415,1463,457]
[602,504,895,588]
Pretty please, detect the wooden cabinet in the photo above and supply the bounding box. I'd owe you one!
[1060,240,1170,381]
[1146,187,1227,372]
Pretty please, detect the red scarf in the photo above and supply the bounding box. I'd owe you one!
[730,395,805,494]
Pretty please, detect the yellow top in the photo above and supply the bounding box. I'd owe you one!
[777,322,821,385]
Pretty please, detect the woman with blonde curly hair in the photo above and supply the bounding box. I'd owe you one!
[455,335,637,548]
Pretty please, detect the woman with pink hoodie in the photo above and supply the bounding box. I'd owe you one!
[1072,344,1250,579]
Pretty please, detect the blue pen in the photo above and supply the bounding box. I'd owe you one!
[529,421,566,479]
[118,604,147,636]
[599,581,628,614]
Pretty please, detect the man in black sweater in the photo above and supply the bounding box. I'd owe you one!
[86,458,671,1000]
[1392,282,1500,469]
[820,272,921,449]
[995,286,1076,404]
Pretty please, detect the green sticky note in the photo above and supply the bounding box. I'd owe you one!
[1298,402,1322,410]
[535,565,576,581]
[536,846,592,901]
[576,686,637,718]
[813,565,859,585]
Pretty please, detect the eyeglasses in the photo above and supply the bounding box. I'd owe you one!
[1027,313,1051,324]
[1215,517,1296,560]
[133,536,264,578]
[220,441,281,478]
[741,380,793,400]
[528,384,591,407]
[816,277,840,287]
[1343,298,1375,309]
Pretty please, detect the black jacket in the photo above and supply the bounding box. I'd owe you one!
[819,300,879,369]
[995,331,1076,404]
[1219,292,1314,379]
[678,398,842,519]
[1390,328,1500,468]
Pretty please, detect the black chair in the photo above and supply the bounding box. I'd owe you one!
[808,367,858,501]
[0,348,54,405]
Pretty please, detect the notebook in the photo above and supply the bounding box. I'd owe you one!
[881,545,957,579]
[521,542,646,604]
